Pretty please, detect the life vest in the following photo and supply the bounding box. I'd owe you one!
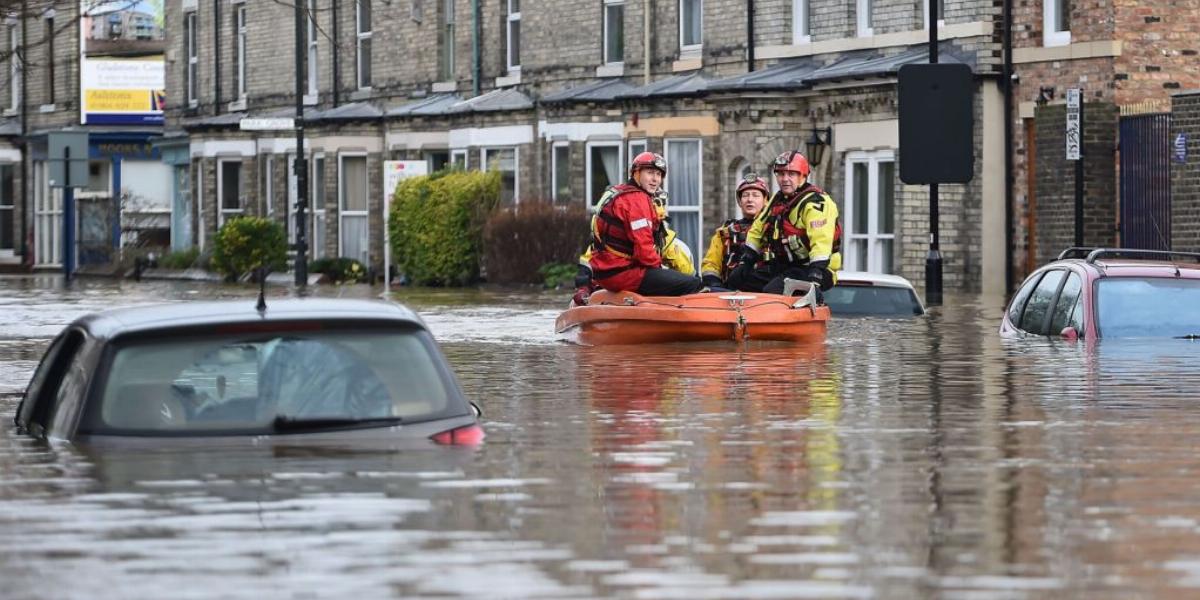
[760,186,843,266]
[590,183,657,259]
[719,218,753,272]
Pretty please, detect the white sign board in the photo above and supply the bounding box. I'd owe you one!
[240,118,296,131]
[1066,88,1082,161]
[383,160,430,289]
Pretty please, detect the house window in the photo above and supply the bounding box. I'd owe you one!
[856,0,873,37]
[438,0,455,81]
[426,151,450,173]
[923,0,945,28]
[33,162,62,266]
[234,5,246,99]
[506,0,520,71]
[339,155,369,264]
[792,0,810,43]
[0,164,14,254]
[551,143,570,204]
[311,155,326,259]
[185,12,197,106]
[482,147,517,204]
[844,150,896,273]
[44,16,54,105]
[586,142,621,208]
[263,155,274,216]
[679,0,702,51]
[450,149,467,169]
[306,0,318,98]
[1043,0,1070,46]
[664,139,702,270]
[356,0,372,89]
[218,159,244,227]
[6,23,19,112]
[628,139,646,159]
[604,0,624,65]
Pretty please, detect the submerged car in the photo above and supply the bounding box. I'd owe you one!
[14,299,483,444]
[824,271,926,317]
[1001,247,1200,339]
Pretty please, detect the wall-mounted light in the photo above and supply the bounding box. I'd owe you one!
[805,126,832,167]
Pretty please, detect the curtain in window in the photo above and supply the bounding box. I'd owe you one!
[666,140,700,266]
[341,157,368,263]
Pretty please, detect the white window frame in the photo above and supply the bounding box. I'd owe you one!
[844,150,896,273]
[1043,0,1070,47]
[286,152,298,245]
[263,154,274,216]
[585,141,622,209]
[923,0,945,29]
[679,0,702,53]
[506,0,520,72]
[185,12,198,107]
[792,0,810,44]
[33,161,62,267]
[451,149,468,169]
[664,138,703,271]
[356,0,372,89]
[628,139,646,159]
[338,153,370,263]
[8,23,21,112]
[234,4,247,99]
[306,0,318,100]
[311,153,327,259]
[197,161,206,250]
[217,158,244,227]
[603,0,625,66]
[481,146,519,204]
[856,0,873,37]
[551,141,570,203]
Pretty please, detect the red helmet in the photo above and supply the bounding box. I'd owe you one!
[772,150,811,178]
[630,151,667,177]
[736,173,769,198]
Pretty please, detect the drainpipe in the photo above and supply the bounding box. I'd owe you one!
[332,0,340,106]
[746,0,755,72]
[1003,0,1014,293]
[213,0,221,114]
[472,0,481,96]
[643,0,650,86]
[19,0,28,266]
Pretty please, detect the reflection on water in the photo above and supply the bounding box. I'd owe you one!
[5,275,1200,597]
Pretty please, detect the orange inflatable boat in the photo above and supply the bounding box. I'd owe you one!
[555,283,830,345]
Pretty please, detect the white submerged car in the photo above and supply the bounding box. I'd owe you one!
[824,271,926,317]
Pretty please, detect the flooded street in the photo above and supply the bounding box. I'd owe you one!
[5,275,1200,598]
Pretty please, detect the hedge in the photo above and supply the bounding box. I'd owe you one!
[389,170,501,286]
[482,201,590,284]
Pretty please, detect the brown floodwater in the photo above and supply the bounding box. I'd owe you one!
[4,274,1200,599]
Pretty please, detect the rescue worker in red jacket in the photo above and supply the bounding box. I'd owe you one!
[588,152,704,296]
[700,173,769,289]
[727,150,843,295]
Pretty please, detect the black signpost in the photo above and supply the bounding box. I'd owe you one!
[293,1,309,286]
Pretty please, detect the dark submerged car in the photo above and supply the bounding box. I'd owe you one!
[14,299,483,444]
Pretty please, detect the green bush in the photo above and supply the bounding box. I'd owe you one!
[389,170,501,286]
[212,216,288,281]
[538,262,578,289]
[482,201,590,284]
[310,257,367,284]
[159,247,201,269]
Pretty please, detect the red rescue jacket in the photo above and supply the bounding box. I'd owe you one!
[588,183,662,292]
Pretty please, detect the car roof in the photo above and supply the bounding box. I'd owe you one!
[1051,258,1200,279]
[73,298,425,340]
[836,271,917,289]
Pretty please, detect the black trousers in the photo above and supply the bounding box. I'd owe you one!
[729,264,833,295]
[637,268,704,296]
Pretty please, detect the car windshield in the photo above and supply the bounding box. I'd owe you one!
[825,284,923,316]
[80,328,458,435]
[1096,278,1200,338]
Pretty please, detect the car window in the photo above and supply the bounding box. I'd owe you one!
[78,327,460,435]
[18,330,85,436]
[1006,273,1043,326]
[1095,278,1200,338]
[824,285,923,316]
[1018,270,1065,335]
[1048,272,1083,334]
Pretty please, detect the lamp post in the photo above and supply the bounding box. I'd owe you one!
[293,0,308,286]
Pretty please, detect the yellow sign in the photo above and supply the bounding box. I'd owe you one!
[85,89,153,112]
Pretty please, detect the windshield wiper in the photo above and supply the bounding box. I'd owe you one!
[1175,334,1200,340]
[272,415,404,432]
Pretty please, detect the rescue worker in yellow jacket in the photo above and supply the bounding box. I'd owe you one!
[700,174,768,289]
[727,150,843,295]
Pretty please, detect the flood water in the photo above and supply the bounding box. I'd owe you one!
[4,274,1200,598]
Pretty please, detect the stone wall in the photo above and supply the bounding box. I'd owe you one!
[1170,91,1200,252]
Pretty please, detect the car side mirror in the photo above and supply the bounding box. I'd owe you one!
[1059,326,1080,341]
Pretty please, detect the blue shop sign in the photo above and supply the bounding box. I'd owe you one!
[92,140,162,160]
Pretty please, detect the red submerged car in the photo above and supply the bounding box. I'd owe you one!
[1001,248,1200,340]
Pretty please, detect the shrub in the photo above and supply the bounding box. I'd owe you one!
[537,262,578,289]
[309,257,368,284]
[159,247,201,270]
[389,170,501,286]
[482,201,590,284]
[212,216,288,281]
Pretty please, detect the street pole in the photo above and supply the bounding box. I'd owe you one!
[63,146,74,280]
[294,0,309,286]
[925,0,943,306]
